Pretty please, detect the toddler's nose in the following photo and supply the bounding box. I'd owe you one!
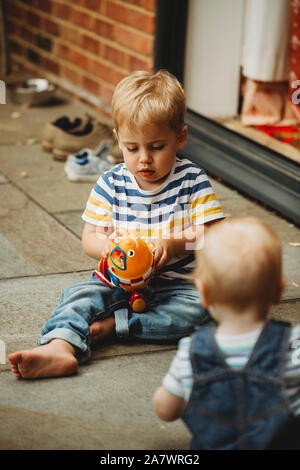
[139,149,152,163]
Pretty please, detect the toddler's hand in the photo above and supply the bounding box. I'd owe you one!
[99,230,128,259]
[152,238,175,272]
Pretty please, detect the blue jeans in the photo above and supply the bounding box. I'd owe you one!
[38,273,209,363]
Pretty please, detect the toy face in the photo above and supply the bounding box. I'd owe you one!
[107,234,155,289]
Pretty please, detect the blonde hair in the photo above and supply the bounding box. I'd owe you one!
[193,217,283,313]
[111,70,186,134]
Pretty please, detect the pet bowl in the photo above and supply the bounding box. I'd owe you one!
[10,78,56,105]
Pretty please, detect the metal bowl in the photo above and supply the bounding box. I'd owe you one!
[10,78,56,105]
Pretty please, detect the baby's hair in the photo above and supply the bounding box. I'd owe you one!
[111,70,186,134]
[193,217,283,313]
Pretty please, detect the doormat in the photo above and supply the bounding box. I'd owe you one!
[255,125,300,150]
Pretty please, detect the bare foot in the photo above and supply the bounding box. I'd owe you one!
[90,316,116,343]
[8,339,78,379]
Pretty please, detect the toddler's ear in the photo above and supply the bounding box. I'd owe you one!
[177,125,188,148]
[113,128,119,142]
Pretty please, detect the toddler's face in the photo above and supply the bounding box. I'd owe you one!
[116,123,187,190]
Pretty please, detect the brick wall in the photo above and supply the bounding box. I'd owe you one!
[6,0,156,117]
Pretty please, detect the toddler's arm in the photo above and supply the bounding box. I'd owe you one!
[152,386,184,422]
[82,222,114,260]
[153,220,218,271]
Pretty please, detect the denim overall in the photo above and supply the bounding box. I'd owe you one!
[182,319,294,450]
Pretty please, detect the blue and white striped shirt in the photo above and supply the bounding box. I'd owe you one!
[162,325,300,415]
[82,157,225,279]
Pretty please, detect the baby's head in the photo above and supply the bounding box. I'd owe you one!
[111,70,186,135]
[193,218,284,319]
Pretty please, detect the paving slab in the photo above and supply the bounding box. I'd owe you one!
[0,144,93,213]
[272,300,300,326]
[54,210,85,239]
[0,232,38,279]
[0,350,189,450]
[0,183,94,276]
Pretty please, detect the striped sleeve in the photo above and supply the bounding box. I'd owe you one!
[189,170,225,224]
[162,337,193,402]
[82,174,113,227]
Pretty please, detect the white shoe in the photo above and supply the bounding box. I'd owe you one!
[64,141,114,182]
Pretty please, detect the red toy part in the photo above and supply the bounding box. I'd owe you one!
[129,290,147,313]
[98,257,109,278]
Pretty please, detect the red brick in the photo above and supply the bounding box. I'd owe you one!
[104,44,129,69]
[6,2,24,19]
[83,0,102,11]
[20,26,35,44]
[82,76,100,95]
[37,0,52,13]
[94,18,114,39]
[44,19,60,36]
[100,82,114,105]
[55,43,71,61]
[43,57,60,74]
[6,19,19,36]
[61,25,81,46]
[114,25,153,56]
[26,10,41,28]
[91,59,125,85]
[65,0,85,7]
[106,1,155,35]
[52,2,72,20]
[71,9,93,29]
[129,55,153,71]
[81,34,101,55]
[70,50,91,71]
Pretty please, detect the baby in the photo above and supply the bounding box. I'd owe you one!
[153,217,300,450]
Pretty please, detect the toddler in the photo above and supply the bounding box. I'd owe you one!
[9,70,224,379]
[153,217,300,450]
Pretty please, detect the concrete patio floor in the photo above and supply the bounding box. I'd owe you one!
[0,90,299,450]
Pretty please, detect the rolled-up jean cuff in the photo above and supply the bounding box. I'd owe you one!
[114,308,129,338]
[38,327,90,364]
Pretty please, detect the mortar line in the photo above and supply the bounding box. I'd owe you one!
[0,269,92,282]
[91,346,177,362]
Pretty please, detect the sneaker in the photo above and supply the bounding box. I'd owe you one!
[107,142,123,163]
[64,141,116,182]
[41,115,91,152]
[52,119,115,161]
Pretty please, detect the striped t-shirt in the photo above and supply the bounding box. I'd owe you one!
[82,157,225,279]
[162,324,300,415]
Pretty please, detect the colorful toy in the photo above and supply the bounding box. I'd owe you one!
[94,234,156,312]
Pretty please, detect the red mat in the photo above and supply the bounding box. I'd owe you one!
[255,125,300,150]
